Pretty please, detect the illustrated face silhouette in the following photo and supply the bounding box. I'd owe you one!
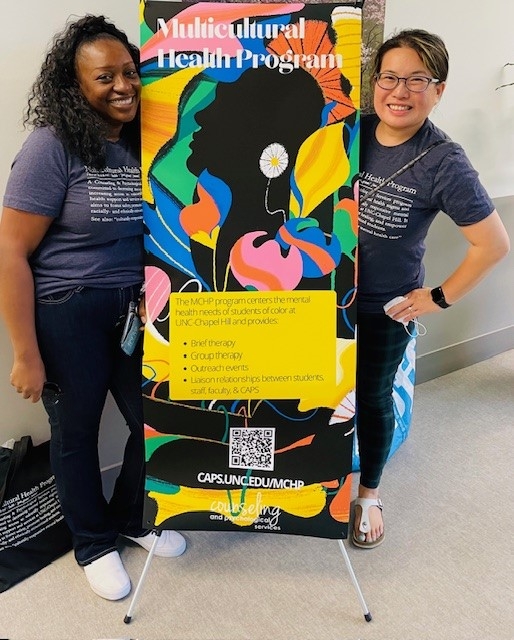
[187,66,325,183]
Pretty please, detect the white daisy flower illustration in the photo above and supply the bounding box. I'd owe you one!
[259,143,289,179]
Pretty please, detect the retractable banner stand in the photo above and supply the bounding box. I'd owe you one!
[139,0,362,540]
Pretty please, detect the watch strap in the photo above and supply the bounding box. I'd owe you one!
[431,286,451,309]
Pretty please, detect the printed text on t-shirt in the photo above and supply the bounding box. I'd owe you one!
[359,174,417,240]
[86,165,142,223]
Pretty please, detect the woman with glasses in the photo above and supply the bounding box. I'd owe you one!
[354,29,509,548]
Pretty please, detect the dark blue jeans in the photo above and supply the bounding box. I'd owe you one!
[36,285,145,565]
[356,312,412,489]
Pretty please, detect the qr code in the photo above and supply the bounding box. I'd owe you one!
[229,427,275,471]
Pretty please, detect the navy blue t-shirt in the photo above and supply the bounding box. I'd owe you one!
[3,127,144,297]
[358,115,495,313]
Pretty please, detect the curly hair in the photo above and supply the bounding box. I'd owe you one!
[24,15,140,169]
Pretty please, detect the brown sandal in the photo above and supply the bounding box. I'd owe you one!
[352,497,385,549]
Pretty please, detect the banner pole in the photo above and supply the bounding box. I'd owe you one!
[337,539,372,621]
[124,533,373,624]
[124,530,162,624]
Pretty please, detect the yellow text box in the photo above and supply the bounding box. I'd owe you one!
[169,290,336,399]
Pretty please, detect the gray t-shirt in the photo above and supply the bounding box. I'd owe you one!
[357,114,495,313]
[3,127,144,297]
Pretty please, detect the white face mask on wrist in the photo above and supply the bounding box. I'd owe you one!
[383,296,427,338]
[405,318,427,338]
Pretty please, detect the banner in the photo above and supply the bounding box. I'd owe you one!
[139,1,362,539]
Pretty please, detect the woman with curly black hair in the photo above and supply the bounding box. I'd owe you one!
[0,14,186,600]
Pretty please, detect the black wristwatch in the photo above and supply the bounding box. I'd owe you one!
[430,286,451,309]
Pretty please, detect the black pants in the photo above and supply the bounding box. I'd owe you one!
[356,312,412,489]
[36,285,146,565]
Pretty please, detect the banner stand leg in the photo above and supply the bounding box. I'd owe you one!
[124,529,161,624]
[337,539,372,622]
[124,533,372,624]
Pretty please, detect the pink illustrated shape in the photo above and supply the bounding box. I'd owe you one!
[230,231,303,290]
[144,266,172,323]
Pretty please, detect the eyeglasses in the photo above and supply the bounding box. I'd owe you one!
[374,72,440,93]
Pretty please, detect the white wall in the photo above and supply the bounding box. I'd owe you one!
[385,0,514,199]
[1,0,513,449]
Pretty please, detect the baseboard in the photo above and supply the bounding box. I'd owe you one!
[415,325,514,384]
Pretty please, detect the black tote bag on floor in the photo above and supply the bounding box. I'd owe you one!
[0,436,72,592]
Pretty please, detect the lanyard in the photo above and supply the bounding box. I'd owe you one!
[360,140,449,205]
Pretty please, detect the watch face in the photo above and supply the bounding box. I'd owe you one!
[431,287,449,308]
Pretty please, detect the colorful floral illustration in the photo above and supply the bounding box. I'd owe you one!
[139,1,364,539]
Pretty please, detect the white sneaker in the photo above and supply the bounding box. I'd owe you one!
[83,550,131,600]
[124,530,186,557]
